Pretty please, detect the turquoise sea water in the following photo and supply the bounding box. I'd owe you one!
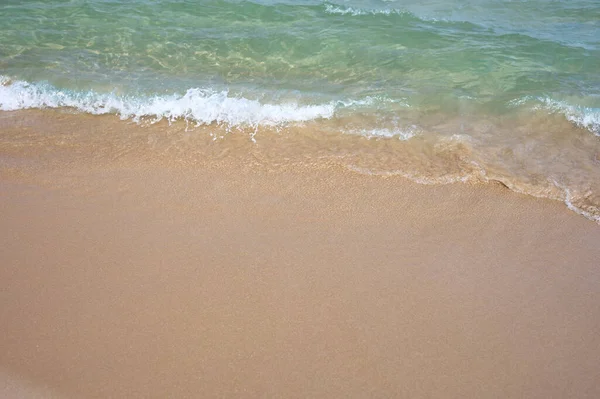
[1,0,600,220]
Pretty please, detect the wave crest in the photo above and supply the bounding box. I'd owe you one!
[324,3,411,17]
[509,95,600,136]
[0,77,335,127]
[538,98,600,136]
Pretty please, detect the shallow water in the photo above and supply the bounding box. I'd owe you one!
[1,0,599,220]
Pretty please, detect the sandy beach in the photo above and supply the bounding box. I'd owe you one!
[1,111,600,398]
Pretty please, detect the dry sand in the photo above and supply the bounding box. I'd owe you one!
[1,111,600,398]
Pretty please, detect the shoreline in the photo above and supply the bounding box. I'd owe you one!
[2,109,599,224]
[1,111,600,397]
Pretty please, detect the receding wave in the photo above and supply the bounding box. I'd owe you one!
[0,77,336,127]
[344,127,417,140]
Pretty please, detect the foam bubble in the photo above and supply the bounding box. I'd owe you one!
[323,3,444,22]
[335,96,410,109]
[0,77,335,127]
[346,127,417,140]
[511,95,600,136]
[553,180,600,224]
[324,3,406,17]
[539,98,600,136]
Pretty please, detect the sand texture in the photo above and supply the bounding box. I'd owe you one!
[1,111,600,398]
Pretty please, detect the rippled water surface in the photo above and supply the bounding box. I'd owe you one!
[1,0,599,220]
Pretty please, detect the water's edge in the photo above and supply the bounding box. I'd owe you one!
[1,108,598,224]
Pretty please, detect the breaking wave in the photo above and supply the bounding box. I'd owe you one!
[509,95,600,136]
[0,77,335,127]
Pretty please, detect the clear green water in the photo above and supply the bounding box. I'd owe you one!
[1,0,600,220]
[1,0,599,122]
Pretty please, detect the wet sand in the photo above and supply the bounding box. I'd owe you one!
[1,111,600,398]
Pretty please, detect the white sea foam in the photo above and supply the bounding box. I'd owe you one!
[324,4,407,17]
[335,96,410,109]
[0,77,335,127]
[347,127,417,140]
[539,98,600,136]
[323,3,444,21]
[511,95,600,136]
[552,180,600,224]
